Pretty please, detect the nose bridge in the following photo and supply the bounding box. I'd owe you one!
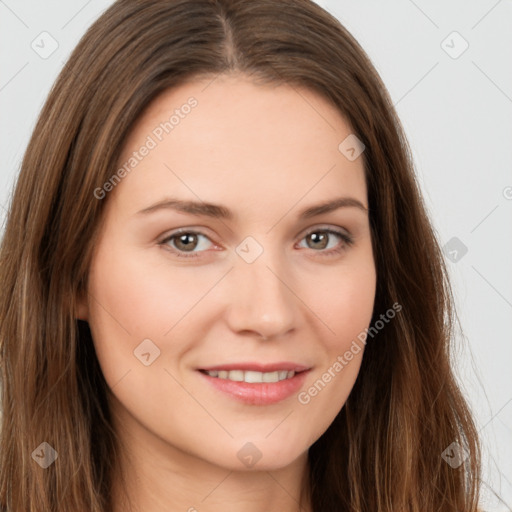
[227,237,297,338]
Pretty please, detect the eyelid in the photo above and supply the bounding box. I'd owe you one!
[158,223,354,257]
[300,223,351,238]
[157,226,217,245]
[158,223,352,242]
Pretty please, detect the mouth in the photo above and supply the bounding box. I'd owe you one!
[197,363,311,405]
[199,369,299,383]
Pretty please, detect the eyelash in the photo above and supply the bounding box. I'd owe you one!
[159,226,354,259]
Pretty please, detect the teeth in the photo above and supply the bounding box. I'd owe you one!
[245,370,262,383]
[205,369,296,383]
[262,371,279,382]
[228,370,244,381]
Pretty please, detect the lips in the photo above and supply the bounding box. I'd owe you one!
[197,362,311,405]
[198,362,310,373]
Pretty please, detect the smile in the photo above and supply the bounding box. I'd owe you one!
[197,363,311,405]
[201,369,296,383]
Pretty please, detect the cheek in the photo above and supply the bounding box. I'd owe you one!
[86,238,242,396]
[86,241,200,385]
[295,258,376,416]
[309,260,377,350]
[88,239,216,335]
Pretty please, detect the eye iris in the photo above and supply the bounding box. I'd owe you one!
[174,233,198,251]
[308,232,328,250]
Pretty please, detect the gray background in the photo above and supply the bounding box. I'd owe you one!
[1,1,511,509]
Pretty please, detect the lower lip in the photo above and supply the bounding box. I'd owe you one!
[198,370,310,405]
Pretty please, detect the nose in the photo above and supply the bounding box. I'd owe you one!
[224,249,298,340]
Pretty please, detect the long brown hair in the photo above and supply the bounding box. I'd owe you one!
[0,0,481,510]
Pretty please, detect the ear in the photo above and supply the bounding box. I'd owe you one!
[75,289,89,321]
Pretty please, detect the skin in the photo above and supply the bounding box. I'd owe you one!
[77,73,376,512]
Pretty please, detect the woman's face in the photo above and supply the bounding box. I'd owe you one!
[78,74,376,472]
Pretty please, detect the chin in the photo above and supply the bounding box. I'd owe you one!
[209,437,310,472]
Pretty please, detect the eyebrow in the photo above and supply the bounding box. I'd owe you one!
[136,196,368,220]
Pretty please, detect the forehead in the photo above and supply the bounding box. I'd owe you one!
[109,74,367,217]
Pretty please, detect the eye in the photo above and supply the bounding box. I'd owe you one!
[297,227,354,257]
[159,229,214,258]
[159,226,354,259]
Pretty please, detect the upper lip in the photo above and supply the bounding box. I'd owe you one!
[198,362,311,373]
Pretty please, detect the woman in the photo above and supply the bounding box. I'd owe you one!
[0,0,481,510]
